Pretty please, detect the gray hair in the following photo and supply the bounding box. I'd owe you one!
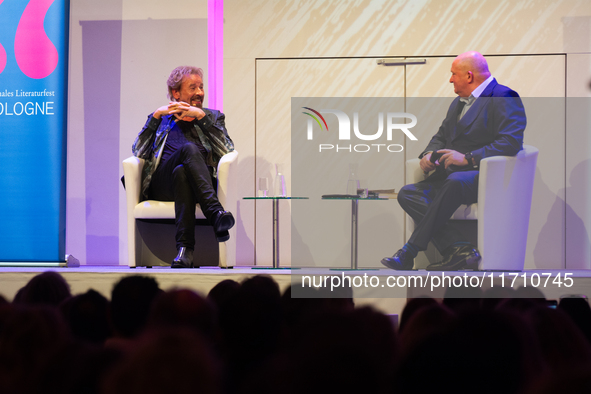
[167,66,204,101]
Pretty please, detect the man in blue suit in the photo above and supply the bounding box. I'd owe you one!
[381,51,526,271]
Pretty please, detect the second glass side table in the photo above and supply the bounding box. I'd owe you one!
[243,197,308,268]
[322,195,389,269]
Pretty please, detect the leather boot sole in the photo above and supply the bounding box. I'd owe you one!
[426,248,481,271]
[214,211,235,242]
[216,230,230,242]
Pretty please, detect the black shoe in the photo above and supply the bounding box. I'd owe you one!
[171,247,194,268]
[426,244,481,271]
[381,249,415,270]
[213,210,235,242]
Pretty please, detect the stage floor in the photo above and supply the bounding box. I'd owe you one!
[1,266,590,316]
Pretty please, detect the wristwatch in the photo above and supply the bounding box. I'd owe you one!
[464,152,477,168]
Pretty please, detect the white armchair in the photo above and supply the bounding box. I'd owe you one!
[122,150,239,268]
[406,145,538,271]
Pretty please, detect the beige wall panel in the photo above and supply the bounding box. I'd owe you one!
[406,55,566,98]
[407,55,566,269]
[122,0,207,19]
[563,16,591,54]
[256,58,405,267]
[486,56,566,97]
[565,100,591,269]
[226,0,591,60]
[522,96,566,269]
[225,59,257,265]
[406,57,456,98]
[567,53,591,97]
[566,54,591,269]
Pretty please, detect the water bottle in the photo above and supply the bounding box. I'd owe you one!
[274,164,286,197]
[347,163,360,195]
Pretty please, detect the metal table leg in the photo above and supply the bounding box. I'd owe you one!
[273,198,280,268]
[351,199,359,269]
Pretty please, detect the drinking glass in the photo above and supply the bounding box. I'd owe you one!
[258,177,269,197]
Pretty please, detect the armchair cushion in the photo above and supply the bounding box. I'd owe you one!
[134,200,206,219]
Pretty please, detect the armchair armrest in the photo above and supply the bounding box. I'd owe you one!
[478,146,538,221]
[406,158,425,184]
[477,145,538,265]
[215,150,239,267]
[216,150,239,208]
[122,156,145,267]
[123,156,145,207]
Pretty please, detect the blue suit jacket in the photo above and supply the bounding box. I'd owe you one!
[422,78,526,171]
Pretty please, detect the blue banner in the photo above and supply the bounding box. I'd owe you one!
[0,0,69,261]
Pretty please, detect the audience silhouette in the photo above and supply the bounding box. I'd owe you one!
[0,270,590,393]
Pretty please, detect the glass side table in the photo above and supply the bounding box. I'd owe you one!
[243,197,309,268]
[322,196,389,269]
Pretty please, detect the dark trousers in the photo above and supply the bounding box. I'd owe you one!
[397,169,479,252]
[149,142,222,250]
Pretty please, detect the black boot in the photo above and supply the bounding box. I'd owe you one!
[171,247,194,268]
[212,210,235,242]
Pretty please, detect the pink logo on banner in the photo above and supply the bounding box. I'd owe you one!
[0,0,5,74]
[14,0,58,79]
[0,42,5,75]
